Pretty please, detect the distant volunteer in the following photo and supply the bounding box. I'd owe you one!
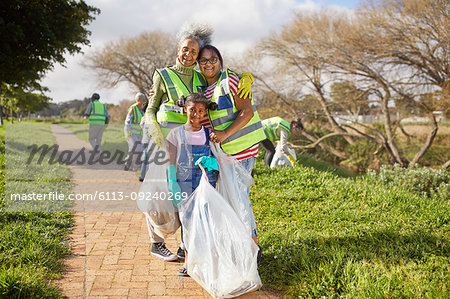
[260,116,303,167]
[138,100,149,182]
[124,92,147,170]
[84,93,110,152]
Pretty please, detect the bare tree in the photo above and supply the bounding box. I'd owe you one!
[246,0,448,167]
[85,30,176,93]
[362,0,449,165]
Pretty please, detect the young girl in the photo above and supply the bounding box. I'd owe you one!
[165,92,218,276]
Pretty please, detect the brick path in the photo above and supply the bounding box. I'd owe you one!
[51,125,282,299]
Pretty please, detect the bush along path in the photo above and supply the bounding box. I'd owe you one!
[51,124,278,298]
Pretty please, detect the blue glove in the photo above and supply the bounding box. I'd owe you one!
[166,165,182,207]
[195,156,219,172]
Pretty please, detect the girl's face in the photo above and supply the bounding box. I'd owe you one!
[177,38,200,67]
[198,48,221,80]
[185,102,207,127]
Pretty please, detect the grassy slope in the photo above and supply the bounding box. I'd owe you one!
[252,159,449,298]
[61,123,128,158]
[51,123,450,297]
[0,124,73,298]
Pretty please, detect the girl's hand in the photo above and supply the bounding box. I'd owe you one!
[209,130,228,143]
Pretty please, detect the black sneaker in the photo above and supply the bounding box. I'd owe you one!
[257,245,262,266]
[177,247,185,260]
[151,242,177,261]
[138,177,144,182]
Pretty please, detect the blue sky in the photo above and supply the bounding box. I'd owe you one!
[315,0,360,8]
[40,0,361,105]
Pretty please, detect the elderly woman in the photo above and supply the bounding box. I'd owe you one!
[143,24,253,262]
[197,45,266,264]
[144,23,252,143]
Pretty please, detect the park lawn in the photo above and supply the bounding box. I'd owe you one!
[0,124,73,298]
[252,159,449,298]
[61,123,128,159]
[3,122,448,298]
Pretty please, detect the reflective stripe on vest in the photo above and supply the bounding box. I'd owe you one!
[208,69,266,155]
[156,68,207,127]
[129,104,144,135]
[89,101,107,125]
[210,105,258,127]
[263,117,291,142]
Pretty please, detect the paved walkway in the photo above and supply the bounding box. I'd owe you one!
[51,125,282,299]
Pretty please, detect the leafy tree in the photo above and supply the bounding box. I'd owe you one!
[0,0,100,89]
[1,84,51,121]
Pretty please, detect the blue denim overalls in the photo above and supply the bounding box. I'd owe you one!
[176,126,218,195]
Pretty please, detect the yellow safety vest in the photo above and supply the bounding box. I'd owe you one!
[89,101,107,125]
[156,68,206,127]
[128,103,144,135]
[262,117,291,142]
[208,69,266,155]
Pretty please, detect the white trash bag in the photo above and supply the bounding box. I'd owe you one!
[137,145,180,238]
[270,142,297,168]
[179,173,262,298]
[211,144,255,236]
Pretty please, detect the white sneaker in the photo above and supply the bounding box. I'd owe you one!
[225,281,260,298]
[151,242,177,261]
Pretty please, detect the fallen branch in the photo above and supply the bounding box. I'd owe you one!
[440,160,450,170]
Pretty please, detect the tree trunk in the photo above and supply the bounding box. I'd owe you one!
[9,98,13,124]
[300,130,348,160]
[410,113,438,166]
[380,91,404,165]
[315,86,355,145]
[441,160,450,170]
[398,121,414,139]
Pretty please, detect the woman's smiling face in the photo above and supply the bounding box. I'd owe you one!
[177,38,200,67]
[198,48,221,80]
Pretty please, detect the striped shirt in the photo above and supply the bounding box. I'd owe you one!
[200,72,259,161]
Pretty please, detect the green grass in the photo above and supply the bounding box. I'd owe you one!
[252,158,449,298]
[1,122,448,298]
[0,124,73,298]
[61,123,128,162]
[296,153,354,177]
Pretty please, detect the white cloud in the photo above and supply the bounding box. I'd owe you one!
[39,0,354,104]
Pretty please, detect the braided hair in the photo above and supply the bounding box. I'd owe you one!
[176,93,217,110]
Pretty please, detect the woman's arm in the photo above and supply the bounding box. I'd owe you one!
[124,110,133,139]
[210,93,254,143]
[144,73,165,124]
[279,129,290,154]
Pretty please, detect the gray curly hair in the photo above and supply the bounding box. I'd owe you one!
[176,22,213,50]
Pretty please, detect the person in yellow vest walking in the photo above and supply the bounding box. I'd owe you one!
[84,93,110,152]
[260,117,303,167]
[124,92,147,171]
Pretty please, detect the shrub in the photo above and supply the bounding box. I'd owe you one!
[366,164,450,200]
